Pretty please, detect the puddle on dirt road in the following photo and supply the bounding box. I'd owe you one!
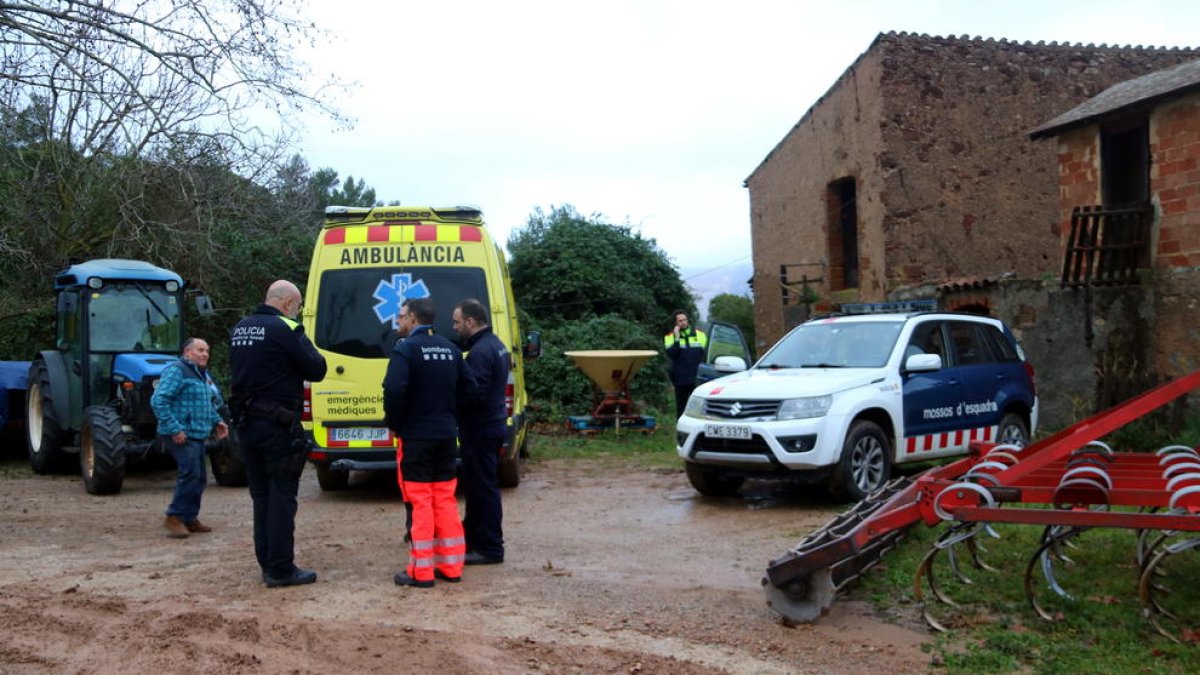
[663,479,841,511]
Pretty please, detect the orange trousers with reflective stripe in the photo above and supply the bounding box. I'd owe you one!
[394,442,415,541]
[403,478,466,581]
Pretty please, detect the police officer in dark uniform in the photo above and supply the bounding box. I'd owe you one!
[452,298,511,565]
[229,280,327,588]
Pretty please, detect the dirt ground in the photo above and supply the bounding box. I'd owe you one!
[0,446,936,674]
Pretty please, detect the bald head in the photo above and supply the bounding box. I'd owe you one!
[265,280,303,319]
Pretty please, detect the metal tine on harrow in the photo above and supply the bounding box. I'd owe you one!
[1137,519,1184,621]
[945,532,999,584]
[914,482,1003,631]
[1022,443,1119,622]
[1139,536,1200,643]
[1137,444,1200,572]
[945,469,1005,577]
[1134,507,1166,570]
[1024,524,1087,621]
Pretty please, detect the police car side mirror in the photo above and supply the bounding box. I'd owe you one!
[905,353,942,372]
[713,356,747,373]
[523,330,542,360]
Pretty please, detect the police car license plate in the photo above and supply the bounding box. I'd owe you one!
[329,427,390,443]
[705,424,751,440]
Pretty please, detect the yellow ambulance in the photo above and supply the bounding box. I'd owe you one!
[301,205,539,490]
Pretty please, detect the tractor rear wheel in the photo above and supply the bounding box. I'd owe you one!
[80,406,126,495]
[26,360,71,474]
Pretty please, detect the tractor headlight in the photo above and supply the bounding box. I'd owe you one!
[776,395,833,420]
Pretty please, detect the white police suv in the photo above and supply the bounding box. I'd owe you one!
[676,307,1038,501]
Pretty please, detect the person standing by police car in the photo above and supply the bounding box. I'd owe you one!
[384,297,467,587]
[452,298,510,566]
[229,280,327,588]
[664,309,707,419]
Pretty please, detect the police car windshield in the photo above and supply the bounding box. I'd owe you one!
[757,321,903,369]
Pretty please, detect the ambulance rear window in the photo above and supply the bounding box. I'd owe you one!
[315,267,489,358]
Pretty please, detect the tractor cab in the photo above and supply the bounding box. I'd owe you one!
[54,260,186,431]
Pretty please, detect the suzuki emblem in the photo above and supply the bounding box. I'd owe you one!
[730,402,742,417]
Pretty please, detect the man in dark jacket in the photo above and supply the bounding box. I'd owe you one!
[664,309,708,419]
[453,298,511,565]
[384,297,467,588]
[229,280,327,588]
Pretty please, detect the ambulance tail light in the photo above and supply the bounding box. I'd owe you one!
[302,381,312,422]
[505,373,515,417]
[1024,362,1037,397]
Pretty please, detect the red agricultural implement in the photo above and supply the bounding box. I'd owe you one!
[763,369,1200,641]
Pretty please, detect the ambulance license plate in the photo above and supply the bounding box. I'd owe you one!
[329,427,390,442]
[705,424,751,440]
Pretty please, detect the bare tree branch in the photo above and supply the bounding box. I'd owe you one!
[0,0,346,159]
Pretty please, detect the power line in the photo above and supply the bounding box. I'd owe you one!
[683,255,752,282]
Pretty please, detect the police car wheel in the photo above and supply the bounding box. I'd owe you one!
[832,420,891,502]
[684,462,744,497]
[996,413,1029,448]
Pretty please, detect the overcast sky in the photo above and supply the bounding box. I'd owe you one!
[296,0,1200,308]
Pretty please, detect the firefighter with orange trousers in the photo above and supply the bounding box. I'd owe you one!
[383,297,467,587]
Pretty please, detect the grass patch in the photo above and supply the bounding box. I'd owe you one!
[528,425,680,471]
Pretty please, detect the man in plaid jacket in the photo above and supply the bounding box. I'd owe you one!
[151,337,229,538]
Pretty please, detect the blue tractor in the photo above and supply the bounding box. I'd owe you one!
[25,259,245,494]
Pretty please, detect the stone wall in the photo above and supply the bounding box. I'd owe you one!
[1151,267,1200,376]
[948,279,1155,431]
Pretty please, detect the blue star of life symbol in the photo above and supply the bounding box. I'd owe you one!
[373,273,430,327]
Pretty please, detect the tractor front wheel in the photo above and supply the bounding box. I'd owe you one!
[80,406,126,495]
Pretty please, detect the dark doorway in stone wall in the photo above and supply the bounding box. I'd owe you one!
[1100,117,1149,207]
[827,177,859,290]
